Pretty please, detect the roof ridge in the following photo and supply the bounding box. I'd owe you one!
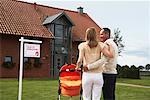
[17,0,86,14]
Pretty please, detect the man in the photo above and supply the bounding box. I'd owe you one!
[84,28,118,100]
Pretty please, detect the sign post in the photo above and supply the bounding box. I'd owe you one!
[18,37,42,100]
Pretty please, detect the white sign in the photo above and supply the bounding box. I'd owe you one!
[18,37,42,100]
[24,43,40,58]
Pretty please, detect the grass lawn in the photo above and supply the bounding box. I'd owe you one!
[117,76,150,86]
[0,77,150,100]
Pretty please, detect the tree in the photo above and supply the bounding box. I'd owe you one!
[130,65,140,79]
[116,64,122,78]
[116,64,122,71]
[113,28,125,55]
[130,65,137,69]
[145,64,150,70]
[121,65,130,78]
[138,65,145,70]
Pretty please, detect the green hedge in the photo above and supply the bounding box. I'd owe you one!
[117,64,140,79]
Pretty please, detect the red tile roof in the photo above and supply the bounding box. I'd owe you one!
[0,0,102,41]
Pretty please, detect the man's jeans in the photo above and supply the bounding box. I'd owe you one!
[102,73,117,100]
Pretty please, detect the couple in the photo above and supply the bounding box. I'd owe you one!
[76,27,118,100]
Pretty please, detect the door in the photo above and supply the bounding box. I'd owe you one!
[53,54,63,78]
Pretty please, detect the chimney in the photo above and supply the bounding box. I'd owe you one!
[34,2,37,10]
[77,7,83,14]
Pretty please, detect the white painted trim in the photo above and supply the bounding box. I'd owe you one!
[18,37,42,100]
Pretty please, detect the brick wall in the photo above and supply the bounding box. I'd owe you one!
[0,34,20,78]
[72,41,80,64]
[0,34,52,78]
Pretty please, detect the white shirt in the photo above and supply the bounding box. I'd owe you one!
[87,39,118,74]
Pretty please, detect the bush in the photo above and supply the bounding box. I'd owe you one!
[24,61,32,70]
[33,62,42,68]
[117,64,140,79]
[33,58,42,68]
[2,62,15,69]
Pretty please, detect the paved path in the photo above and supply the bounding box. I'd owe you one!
[116,83,150,89]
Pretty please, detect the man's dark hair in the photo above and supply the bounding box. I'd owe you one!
[103,28,111,38]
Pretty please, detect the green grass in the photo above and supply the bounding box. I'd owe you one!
[116,85,150,100]
[117,76,150,86]
[0,77,150,100]
[0,79,79,100]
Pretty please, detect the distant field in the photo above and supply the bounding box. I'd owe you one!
[117,76,150,86]
[0,77,150,100]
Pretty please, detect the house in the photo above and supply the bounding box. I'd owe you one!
[0,0,102,78]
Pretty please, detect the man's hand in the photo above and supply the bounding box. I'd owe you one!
[83,65,89,72]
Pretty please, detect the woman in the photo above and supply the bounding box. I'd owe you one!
[76,27,113,100]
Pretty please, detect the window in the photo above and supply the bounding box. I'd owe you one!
[55,46,63,54]
[64,25,68,38]
[55,38,63,45]
[2,56,15,68]
[4,56,12,62]
[24,58,29,63]
[55,24,63,37]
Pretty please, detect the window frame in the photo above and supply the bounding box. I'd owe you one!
[4,56,12,63]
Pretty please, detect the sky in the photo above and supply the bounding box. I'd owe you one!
[20,0,150,67]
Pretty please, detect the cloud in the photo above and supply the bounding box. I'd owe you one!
[118,41,149,66]
[124,47,149,58]
[122,37,149,59]
[118,54,149,66]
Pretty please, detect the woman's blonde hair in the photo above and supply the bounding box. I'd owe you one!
[85,27,98,48]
